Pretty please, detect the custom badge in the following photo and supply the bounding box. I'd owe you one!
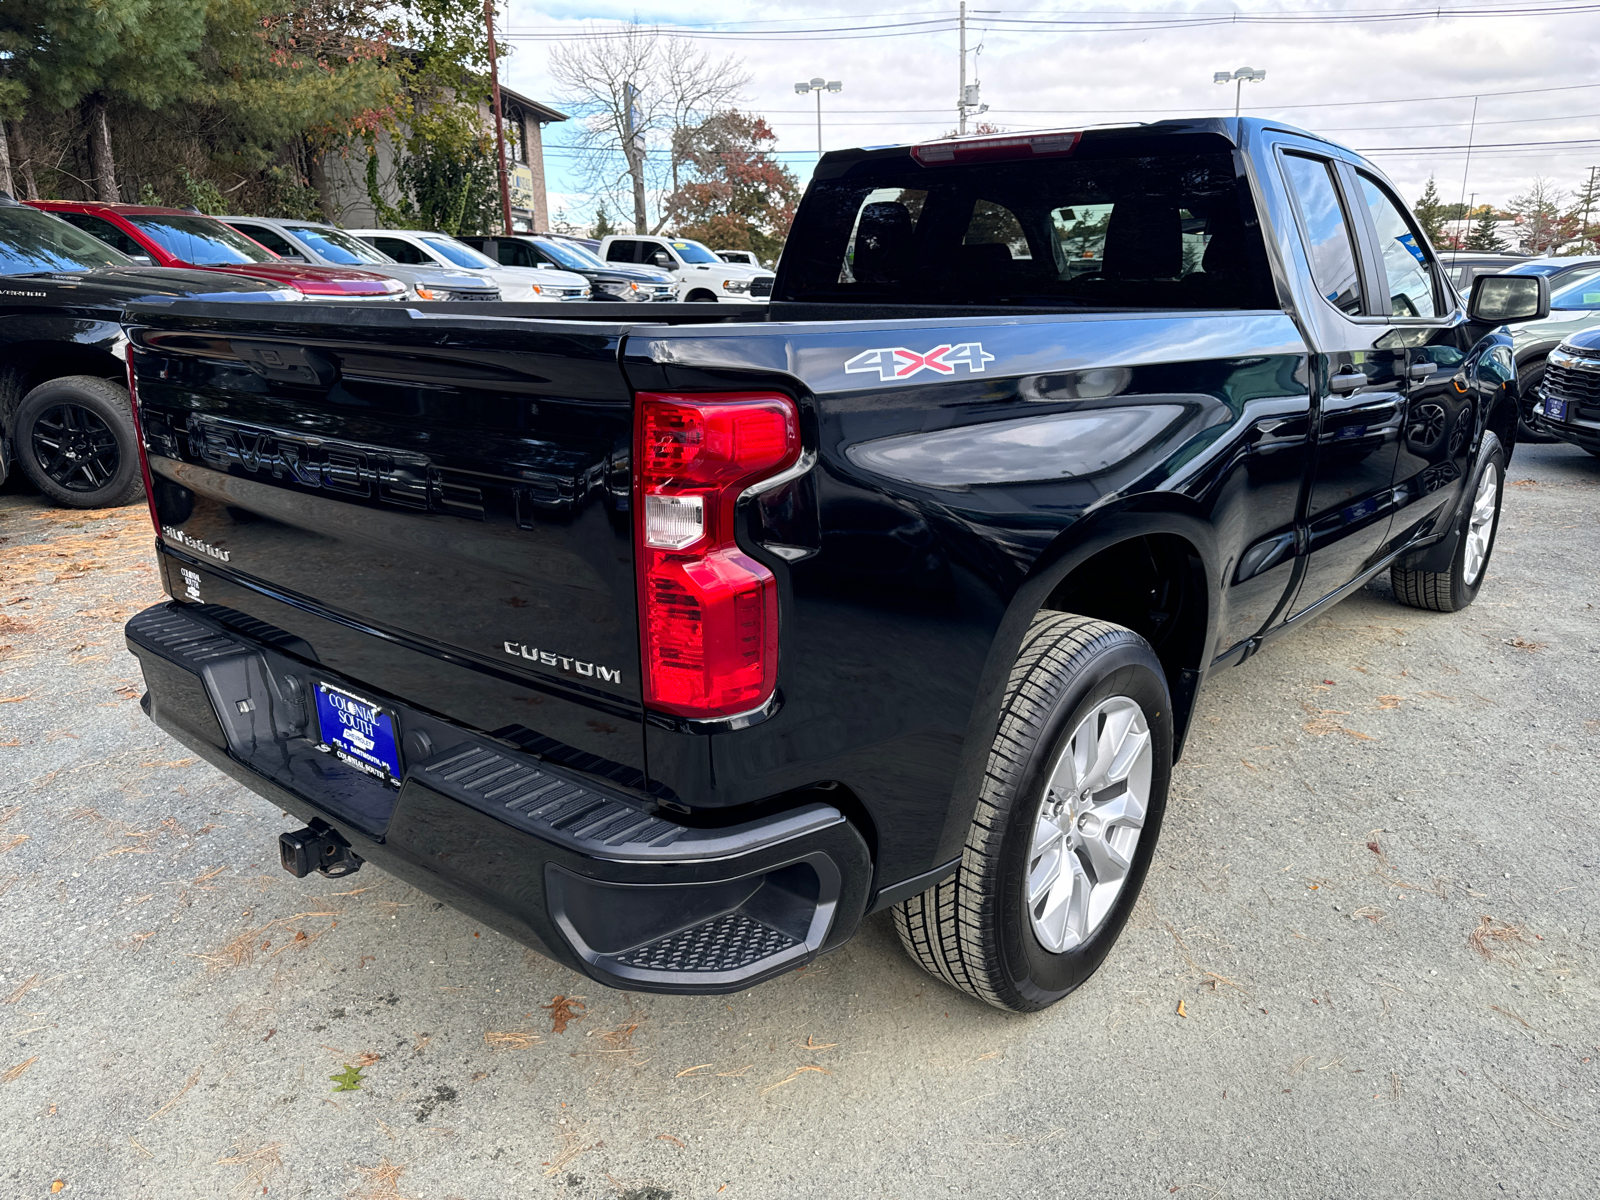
[844,342,995,382]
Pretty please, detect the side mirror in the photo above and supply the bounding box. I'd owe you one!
[130,254,153,265]
[279,254,307,264]
[651,253,673,269]
[1469,274,1549,324]
[535,262,551,269]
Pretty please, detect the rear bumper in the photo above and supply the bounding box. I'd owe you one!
[125,601,870,994]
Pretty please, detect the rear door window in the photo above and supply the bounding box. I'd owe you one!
[1356,174,1443,318]
[1280,154,1364,316]
[57,212,148,259]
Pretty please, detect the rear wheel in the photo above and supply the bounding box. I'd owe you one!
[14,376,144,509]
[1391,445,1504,613]
[894,614,1172,1012]
[684,289,719,303]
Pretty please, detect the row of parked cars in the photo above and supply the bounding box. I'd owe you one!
[24,199,775,306]
[0,194,778,508]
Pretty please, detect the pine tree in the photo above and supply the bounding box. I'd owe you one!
[592,203,617,238]
[1412,176,1448,246]
[1464,210,1507,252]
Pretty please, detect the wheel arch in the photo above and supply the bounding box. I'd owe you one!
[931,500,1221,867]
[0,337,127,435]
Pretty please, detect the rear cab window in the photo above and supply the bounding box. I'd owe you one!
[779,130,1276,309]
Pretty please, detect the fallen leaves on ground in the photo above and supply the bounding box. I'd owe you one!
[1176,999,1188,1018]
[541,995,586,1034]
[4,974,41,1004]
[483,1029,543,1051]
[216,1143,285,1194]
[1503,637,1547,652]
[348,1157,415,1200]
[759,1064,832,1095]
[2,1056,39,1084]
[1300,702,1375,740]
[1468,915,1533,965]
[148,1067,202,1119]
[330,1065,366,1092]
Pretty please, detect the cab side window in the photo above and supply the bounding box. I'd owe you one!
[498,241,533,267]
[371,237,425,265]
[605,240,640,263]
[1356,174,1443,318]
[1280,154,1363,316]
[234,224,296,258]
[58,212,147,259]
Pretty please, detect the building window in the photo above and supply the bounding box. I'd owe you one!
[507,106,527,164]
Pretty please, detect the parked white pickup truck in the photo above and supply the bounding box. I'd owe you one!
[598,234,774,302]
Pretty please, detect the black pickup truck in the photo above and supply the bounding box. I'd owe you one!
[119,119,1548,1012]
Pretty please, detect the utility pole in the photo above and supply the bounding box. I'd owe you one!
[1456,96,1478,233]
[1584,165,1598,252]
[622,82,648,234]
[485,0,513,235]
[959,1,967,136]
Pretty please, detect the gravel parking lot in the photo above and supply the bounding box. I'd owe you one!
[1,442,1596,1200]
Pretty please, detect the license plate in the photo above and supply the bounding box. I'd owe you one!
[313,682,403,785]
[1545,396,1569,421]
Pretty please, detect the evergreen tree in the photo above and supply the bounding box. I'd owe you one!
[0,0,207,201]
[592,203,617,238]
[1412,176,1448,246]
[1464,210,1507,252]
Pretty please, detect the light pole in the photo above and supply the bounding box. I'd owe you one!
[1213,67,1266,118]
[794,78,843,155]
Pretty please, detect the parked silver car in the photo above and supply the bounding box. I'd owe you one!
[220,216,501,302]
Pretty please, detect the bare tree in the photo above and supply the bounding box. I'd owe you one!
[548,25,747,233]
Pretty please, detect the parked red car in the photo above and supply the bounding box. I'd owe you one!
[27,201,406,299]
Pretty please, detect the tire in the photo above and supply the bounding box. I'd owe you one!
[894,614,1173,1013]
[1390,444,1505,613]
[685,290,719,303]
[13,375,144,510]
[1516,360,1559,444]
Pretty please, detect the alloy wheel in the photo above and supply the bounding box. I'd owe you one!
[1027,695,1154,953]
[1461,463,1499,587]
[30,403,120,493]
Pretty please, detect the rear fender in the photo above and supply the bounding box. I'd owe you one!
[933,500,1222,866]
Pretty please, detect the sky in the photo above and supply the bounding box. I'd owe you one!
[497,0,1600,230]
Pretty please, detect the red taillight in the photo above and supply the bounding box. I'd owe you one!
[635,392,800,719]
[124,350,161,538]
[910,130,1081,166]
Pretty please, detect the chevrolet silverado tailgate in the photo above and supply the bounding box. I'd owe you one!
[124,302,648,802]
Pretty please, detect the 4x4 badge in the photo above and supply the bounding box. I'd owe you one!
[844,342,995,381]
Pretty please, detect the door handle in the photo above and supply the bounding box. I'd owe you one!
[1329,371,1368,394]
[1408,361,1438,381]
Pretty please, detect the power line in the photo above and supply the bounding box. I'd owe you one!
[503,0,1600,41]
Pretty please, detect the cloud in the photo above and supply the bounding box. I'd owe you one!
[503,0,1600,217]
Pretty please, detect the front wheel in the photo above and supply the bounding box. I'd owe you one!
[1391,445,1504,613]
[13,376,145,510]
[894,614,1173,1012]
[1516,360,1558,444]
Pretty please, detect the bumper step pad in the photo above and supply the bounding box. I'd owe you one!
[615,912,800,973]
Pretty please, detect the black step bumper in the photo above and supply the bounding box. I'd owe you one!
[125,601,871,994]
